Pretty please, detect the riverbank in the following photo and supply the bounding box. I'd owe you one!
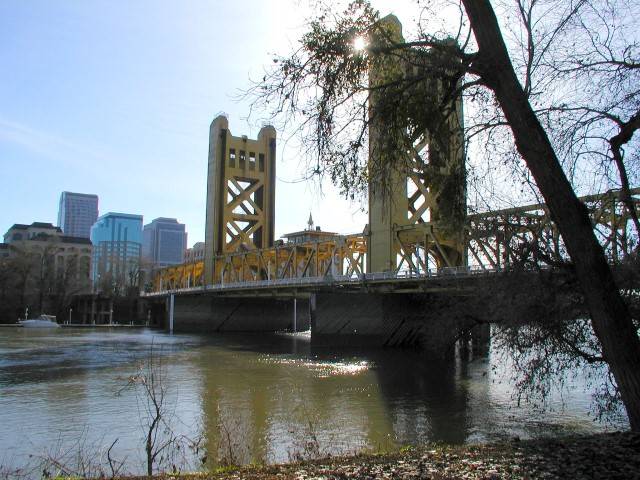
[145,431,639,479]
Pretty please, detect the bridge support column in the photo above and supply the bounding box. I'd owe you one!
[471,322,490,358]
[311,292,473,355]
[367,15,466,274]
[168,293,175,333]
[167,294,310,333]
[293,297,297,332]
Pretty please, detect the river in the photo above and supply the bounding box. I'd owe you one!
[0,327,627,475]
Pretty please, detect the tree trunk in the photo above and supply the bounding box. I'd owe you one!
[461,0,640,430]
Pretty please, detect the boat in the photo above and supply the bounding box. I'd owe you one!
[19,314,60,328]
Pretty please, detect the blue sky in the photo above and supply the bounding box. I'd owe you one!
[1,1,418,245]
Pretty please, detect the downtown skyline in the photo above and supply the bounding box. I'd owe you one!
[0,1,412,246]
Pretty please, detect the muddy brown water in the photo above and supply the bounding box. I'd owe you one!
[0,327,626,474]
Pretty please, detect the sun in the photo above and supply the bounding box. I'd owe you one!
[353,36,367,52]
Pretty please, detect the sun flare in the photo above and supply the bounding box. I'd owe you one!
[353,36,367,51]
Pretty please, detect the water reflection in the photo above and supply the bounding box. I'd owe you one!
[0,328,625,475]
[193,334,377,464]
[371,350,471,444]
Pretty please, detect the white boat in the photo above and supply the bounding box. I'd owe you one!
[19,315,60,328]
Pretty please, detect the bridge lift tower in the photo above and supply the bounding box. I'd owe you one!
[204,115,277,284]
[366,15,467,273]
[202,16,465,284]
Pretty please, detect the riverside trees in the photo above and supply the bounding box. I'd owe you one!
[251,0,640,428]
[0,243,91,322]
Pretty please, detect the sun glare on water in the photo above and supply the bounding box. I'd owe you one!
[265,357,371,378]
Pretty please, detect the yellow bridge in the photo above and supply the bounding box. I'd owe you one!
[152,187,639,293]
[144,16,638,349]
[149,15,638,296]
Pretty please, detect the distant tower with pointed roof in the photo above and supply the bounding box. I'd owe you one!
[281,213,339,245]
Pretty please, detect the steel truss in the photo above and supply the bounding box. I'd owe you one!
[152,188,638,292]
[467,188,640,270]
[154,234,366,291]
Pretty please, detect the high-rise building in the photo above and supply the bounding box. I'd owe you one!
[142,218,187,267]
[90,213,143,289]
[57,192,99,239]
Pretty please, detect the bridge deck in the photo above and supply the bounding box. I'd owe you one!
[143,266,526,298]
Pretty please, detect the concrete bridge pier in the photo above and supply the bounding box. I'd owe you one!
[310,292,474,356]
[157,294,311,333]
[146,291,483,356]
[471,322,491,358]
[457,322,490,361]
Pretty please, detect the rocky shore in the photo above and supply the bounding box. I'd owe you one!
[145,431,640,480]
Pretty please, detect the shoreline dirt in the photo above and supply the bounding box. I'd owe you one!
[130,431,640,479]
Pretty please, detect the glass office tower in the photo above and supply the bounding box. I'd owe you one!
[90,212,143,289]
[142,218,187,267]
[57,192,99,238]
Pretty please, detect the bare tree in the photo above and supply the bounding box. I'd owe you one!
[509,0,640,236]
[0,242,93,322]
[250,0,640,428]
[123,346,172,476]
[26,430,126,479]
[462,0,640,429]
[0,256,14,322]
[10,249,36,319]
[122,345,203,476]
[50,252,92,320]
